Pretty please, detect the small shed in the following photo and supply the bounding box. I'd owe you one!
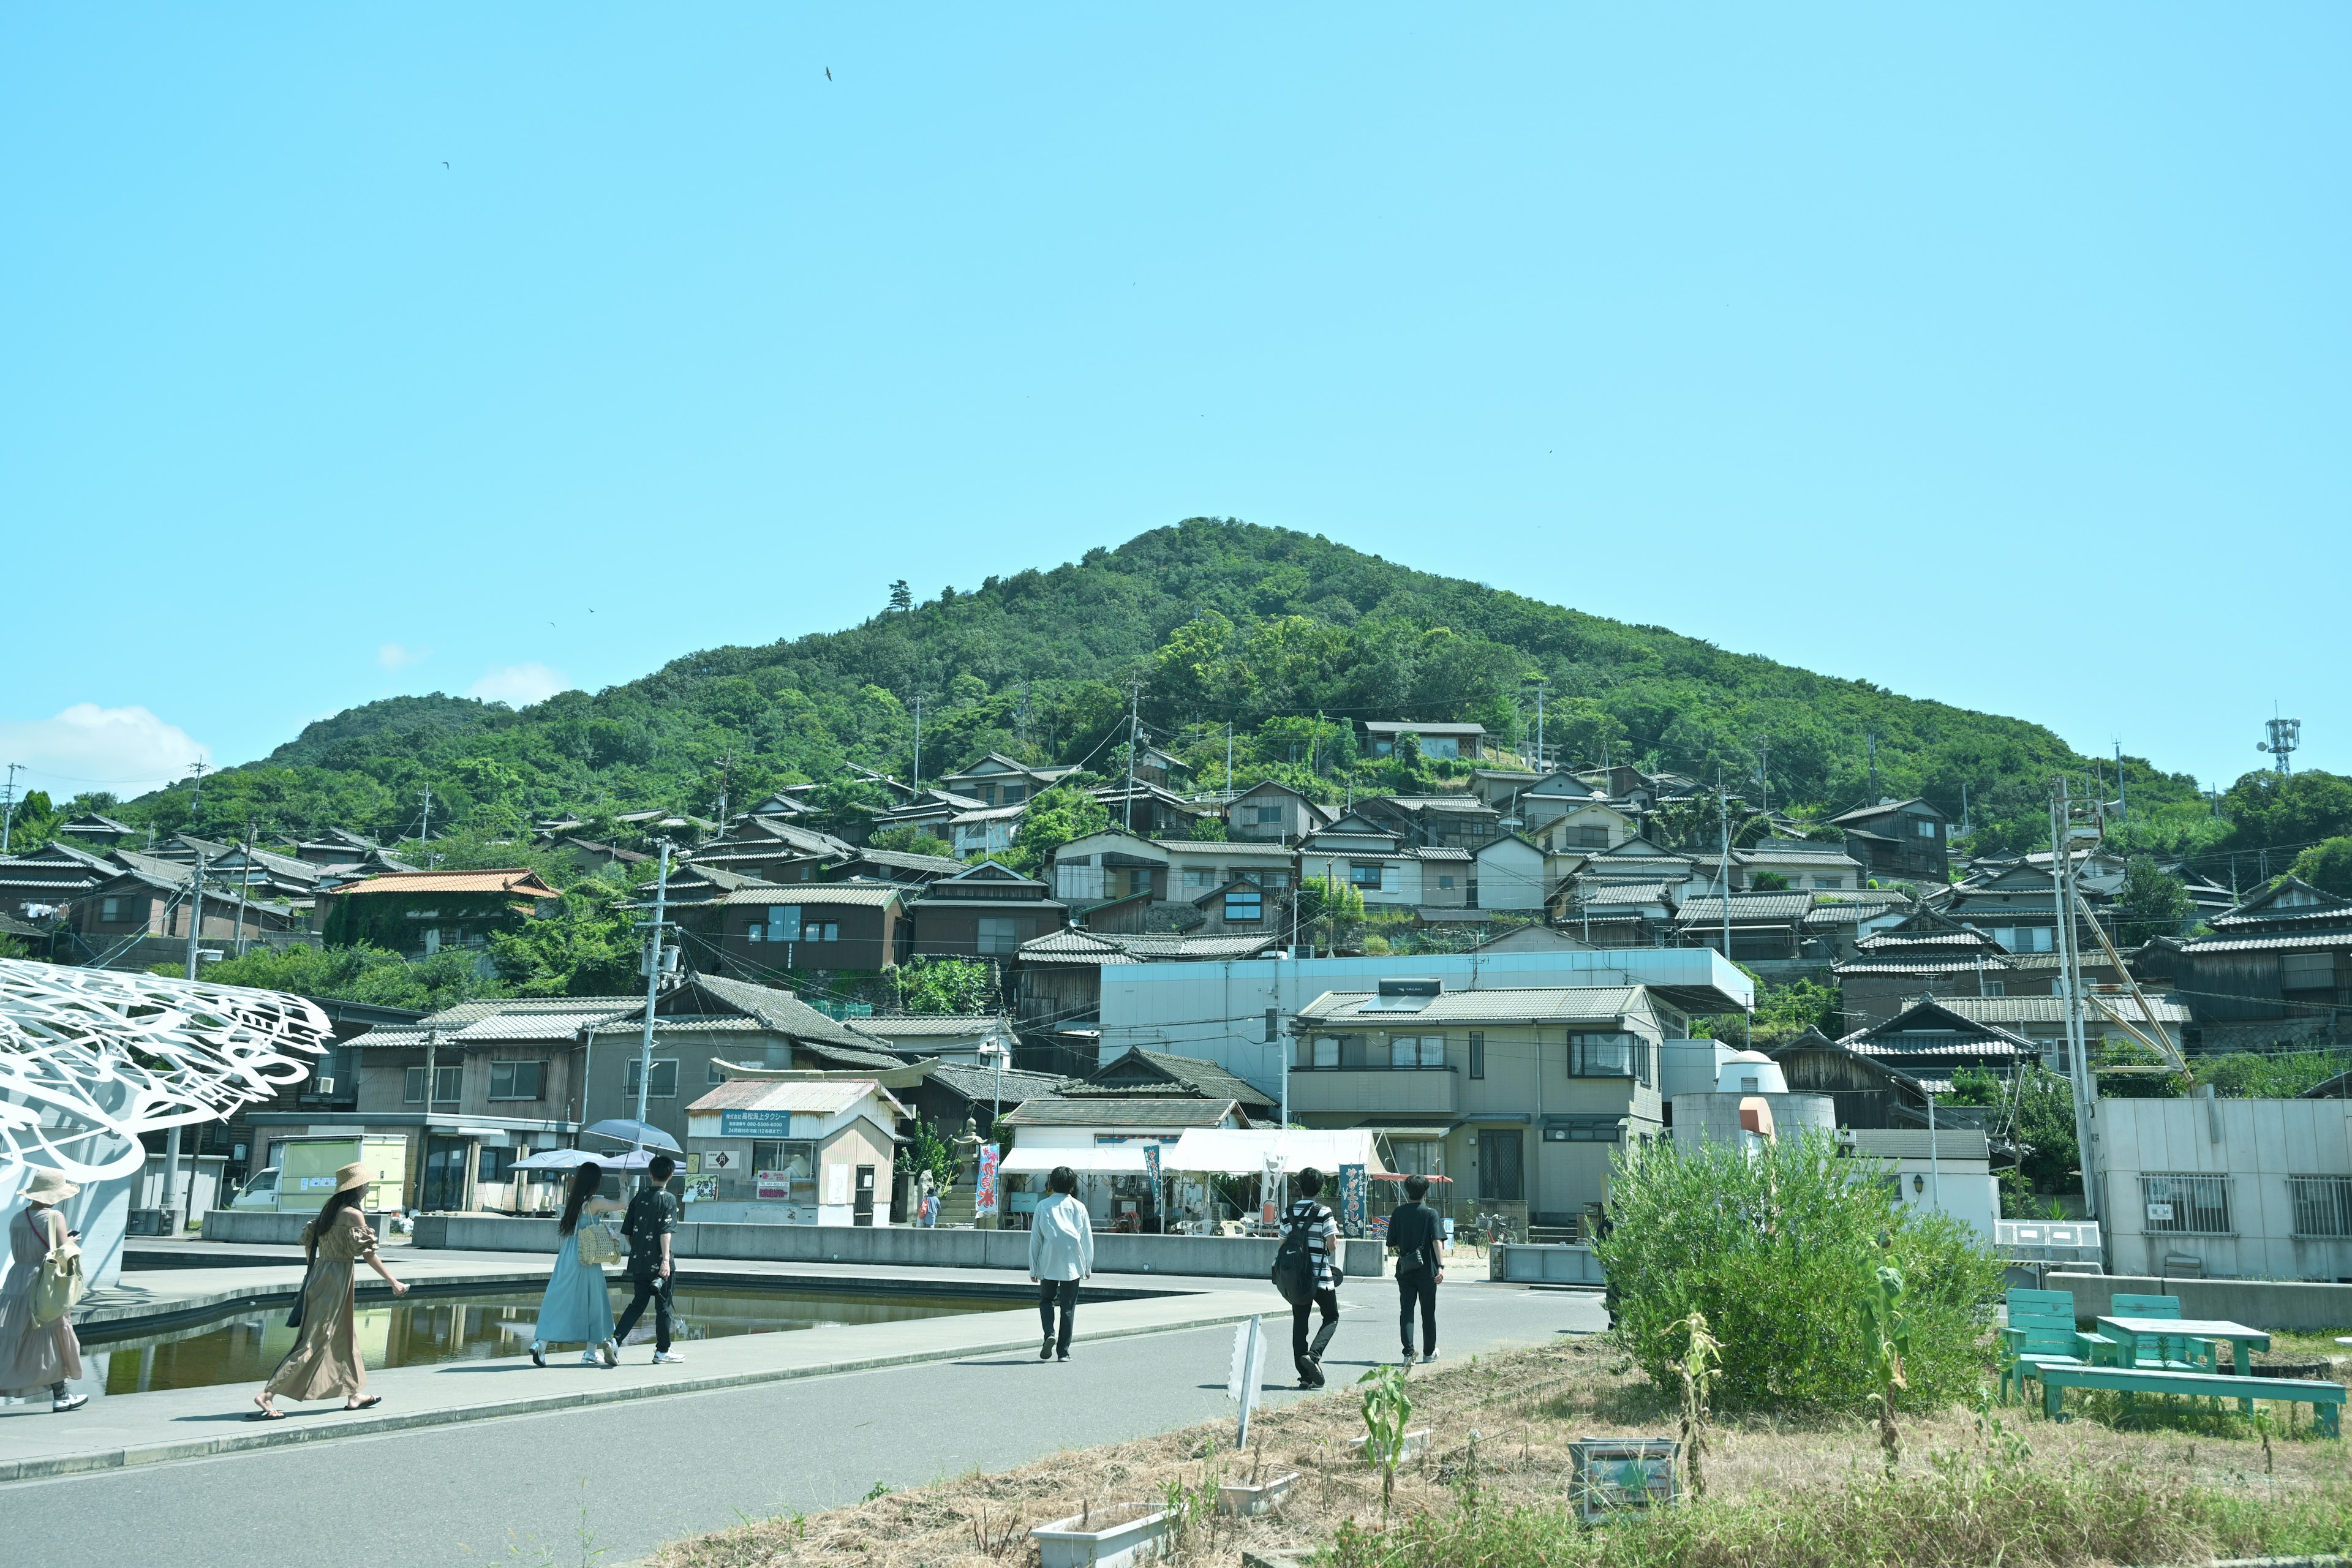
[683,1076,907,1226]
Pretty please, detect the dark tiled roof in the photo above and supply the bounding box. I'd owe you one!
[997,1096,1240,1129]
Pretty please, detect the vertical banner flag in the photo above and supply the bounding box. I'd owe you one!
[1143,1141,1162,1183]
[1338,1163,1368,1236]
[974,1142,1000,1217]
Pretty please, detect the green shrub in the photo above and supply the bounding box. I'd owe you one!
[1594,1131,2003,1411]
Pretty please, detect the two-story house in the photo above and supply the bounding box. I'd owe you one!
[908,861,1068,960]
[935,752,1083,808]
[1287,977,1670,1230]
[1226,780,1335,844]
[1831,797,1952,885]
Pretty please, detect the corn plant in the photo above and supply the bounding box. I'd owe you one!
[1858,1262,1910,1473]
[1357,1363,1415,1526]
[1667,1311,1723,1497]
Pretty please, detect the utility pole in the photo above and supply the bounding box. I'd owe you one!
[1865,733,1879,802]
[2114,742,2127,821]
[1960,783,1971,840]
[635,840,674,1129]
[233,820,256,957]
[421,1027,442,1129]
[714,748,735,832]
[910,694,923,794]
[2050,781,2099,1226]
[419,787,432,862]
[186,759,209,824]
[162,845,212,1233]
[1123,681,1141,832]
[1226,723,1235,799]
[1,761,21,851]
[1532,677,1547,772]
[1717,785,1732,963]
[1755,741,1770,815]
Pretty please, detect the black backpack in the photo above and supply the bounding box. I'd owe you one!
[1270,1205,1319,1304]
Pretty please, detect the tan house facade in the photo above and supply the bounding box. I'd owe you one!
[1287,978,1670,1231]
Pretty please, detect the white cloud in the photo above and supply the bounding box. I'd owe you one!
[467,663,567,708]
[377,642,428,670]
[0,704,209,794]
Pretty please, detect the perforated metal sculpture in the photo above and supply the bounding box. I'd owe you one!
[0,957,334,1184]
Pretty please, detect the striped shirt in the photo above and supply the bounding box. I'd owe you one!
[1281,1199,1340,1289]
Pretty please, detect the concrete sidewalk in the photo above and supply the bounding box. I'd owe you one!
[4,1265,1265,1483]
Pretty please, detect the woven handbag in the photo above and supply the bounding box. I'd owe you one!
[576,1219,619,1268]
[31,1210,86,1327]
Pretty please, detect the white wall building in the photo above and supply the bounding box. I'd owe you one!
[1093,946,1752,1109]
[2093,1095,2352,1281]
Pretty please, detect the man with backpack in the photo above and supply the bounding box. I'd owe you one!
[1385,1173,1444,1364]
[1273,1167,1343,1389]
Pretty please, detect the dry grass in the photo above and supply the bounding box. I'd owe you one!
[649,1336,2346,1568]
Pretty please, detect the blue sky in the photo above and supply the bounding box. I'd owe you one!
[5,8,2348,803]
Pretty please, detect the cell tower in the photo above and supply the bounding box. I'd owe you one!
[2257,715,2302,775]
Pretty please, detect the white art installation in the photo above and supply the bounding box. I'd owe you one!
[0,957,334,1185]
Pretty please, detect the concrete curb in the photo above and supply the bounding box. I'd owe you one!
[0,1303,1262,1485]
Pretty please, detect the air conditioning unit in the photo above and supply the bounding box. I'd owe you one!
[315,1077,336,1095]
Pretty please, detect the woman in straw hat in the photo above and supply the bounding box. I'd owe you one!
[252,1161,407,1419]
[1,1167,88,1412]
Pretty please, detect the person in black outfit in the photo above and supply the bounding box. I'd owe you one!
[1385,1174,1444,1363]
[612,1154,684,1365]
[1280,1167,1343,1389]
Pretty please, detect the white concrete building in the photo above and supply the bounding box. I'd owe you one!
[2092,1095,2352,1281]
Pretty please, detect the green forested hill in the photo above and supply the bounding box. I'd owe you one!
[92,519,2221,856]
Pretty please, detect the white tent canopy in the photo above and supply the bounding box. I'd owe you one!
[1000,1145,1153,1175]
[1165,1128,1389,1177]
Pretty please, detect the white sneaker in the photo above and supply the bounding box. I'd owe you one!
[53,1393,89,1413]
[597,1340,619,1368]
[1422,1350,1441,1363]
[579,1349,602,1366]
[652,1350,686,1365]
[531,1341,547,1368]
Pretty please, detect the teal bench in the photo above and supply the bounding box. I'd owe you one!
[1999,1287,2103,1404]
[2037,1363,2343,1438]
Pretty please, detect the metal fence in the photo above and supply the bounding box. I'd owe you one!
[2140,1173,2232,1235]
[2288,1175,2352,1239]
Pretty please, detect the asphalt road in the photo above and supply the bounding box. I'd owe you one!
[1,1279,1600,1567]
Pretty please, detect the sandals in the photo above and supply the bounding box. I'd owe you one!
[343,1395,384,1411]
[249,1403,286,1421]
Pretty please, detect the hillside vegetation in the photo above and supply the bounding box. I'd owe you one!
[40,519,2304,861]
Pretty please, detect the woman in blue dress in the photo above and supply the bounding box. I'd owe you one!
[530,1163,622,1368]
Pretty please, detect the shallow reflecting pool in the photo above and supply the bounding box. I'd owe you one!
[89,1286,1019,1395]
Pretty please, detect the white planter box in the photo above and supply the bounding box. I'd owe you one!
[1348,1428,1432,1468]
[1216,1472,1300,1517]
[1031,1503,1173,1568]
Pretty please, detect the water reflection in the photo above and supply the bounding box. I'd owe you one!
[73,1287,1012,1396]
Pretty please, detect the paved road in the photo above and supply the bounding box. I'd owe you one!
[2,1278,1600,1567]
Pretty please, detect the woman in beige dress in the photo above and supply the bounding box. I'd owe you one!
[0,1167,88,1412]
[252,1162,406,1419]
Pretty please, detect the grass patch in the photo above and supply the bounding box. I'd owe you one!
[1327,1455,2352,1568]
[650,1338,2347,1568]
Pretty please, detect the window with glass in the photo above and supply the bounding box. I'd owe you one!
[623,1058,680,1099]
[2280,952,2334,992]
[1387,1035,1445,1068]
[750,1140,817,1202]
[763,907,804,942]
[488,1060,543,1101]
[1300,1033,1369,1068]
[1569,1032,1637,1077]
[1223,889,1262,923]
[1255,805,1283,824]
[1565,825,1609,849]
[477,1145,519,1183]
[1348,863,1384,888]
[2140,1174,2231,1235]
[1468,1030,1484,1079]
[404,1065,462,1104]
[978,917,1020,954]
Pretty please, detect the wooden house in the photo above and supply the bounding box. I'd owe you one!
[2166,878,2352,1047]
[908,861,1067,960]
[1771,998,2033,1129]
[1829,797,1951,885]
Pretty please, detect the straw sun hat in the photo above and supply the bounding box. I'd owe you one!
[21,1168,82,1205]
[333,1162,371,1195]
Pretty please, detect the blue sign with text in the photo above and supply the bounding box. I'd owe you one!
[719,1110,796,1137]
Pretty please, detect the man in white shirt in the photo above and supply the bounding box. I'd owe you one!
[1027,1164,1095,1362]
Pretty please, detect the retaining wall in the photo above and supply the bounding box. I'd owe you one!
[1490,1243,1606,1285]
[2047,1272,2352,1333]
[200,1208,400,1245]
[401,1214,1385,1279]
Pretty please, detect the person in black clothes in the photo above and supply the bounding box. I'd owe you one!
[612,1154,685,1365]
[1280,1167,1344,1388]
[1385,1174,1444,1363]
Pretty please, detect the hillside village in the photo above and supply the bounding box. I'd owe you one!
[6,710,2348,1282]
